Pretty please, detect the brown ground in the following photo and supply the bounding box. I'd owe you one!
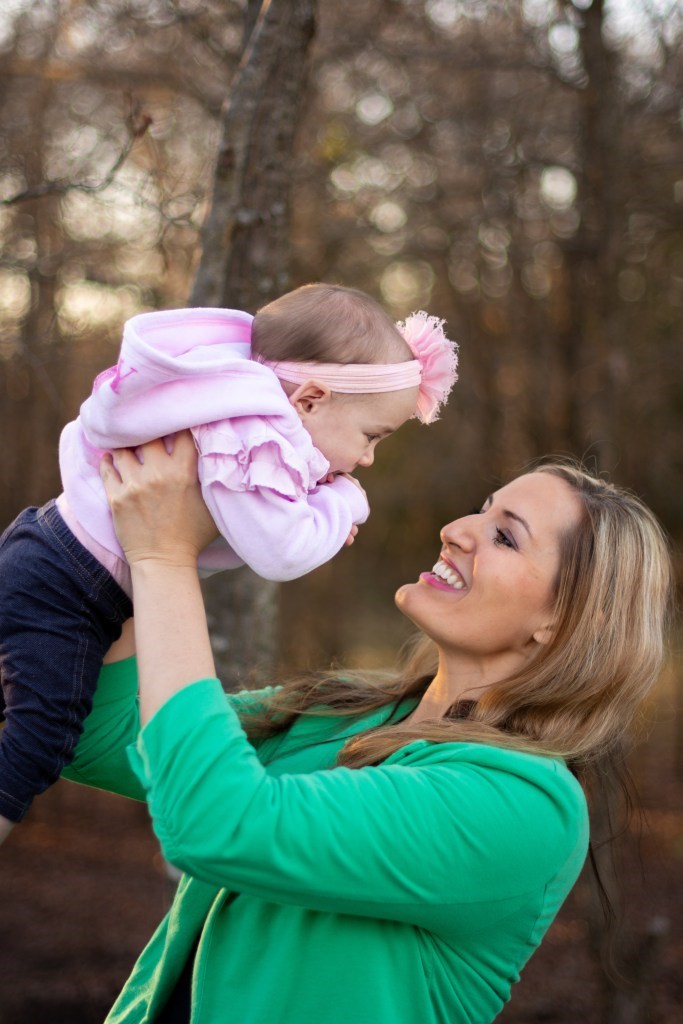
[2,757,681,1023]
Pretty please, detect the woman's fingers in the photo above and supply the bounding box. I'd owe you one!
[99,432,218,566]
[99,451,118,486]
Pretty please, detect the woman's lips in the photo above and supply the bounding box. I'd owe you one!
[430,558,466,589]
[419,571,464,593]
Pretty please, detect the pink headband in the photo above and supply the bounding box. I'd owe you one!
[260,360,421,393]
[261,311,458,424]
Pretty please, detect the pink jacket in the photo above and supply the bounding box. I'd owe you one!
[59,308,369,582]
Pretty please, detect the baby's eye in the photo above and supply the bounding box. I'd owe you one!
[365,434,381,443]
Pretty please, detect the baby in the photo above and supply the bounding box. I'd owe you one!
[0,283,457,837]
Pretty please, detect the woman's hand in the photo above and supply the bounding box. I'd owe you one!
[100,432,218,724]
[100,432,218,569]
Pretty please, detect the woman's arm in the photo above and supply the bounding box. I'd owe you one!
[100,433,220,725]
[63,654,278,798]
[102,617,136,664]
[62,656,146,800]
[128,677,587,936]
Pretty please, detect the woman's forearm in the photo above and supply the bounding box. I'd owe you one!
[99,434,221,725]
[130,560,217,726]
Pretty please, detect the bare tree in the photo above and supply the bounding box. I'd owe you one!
[0,5,67,510]
[191,0,317,688]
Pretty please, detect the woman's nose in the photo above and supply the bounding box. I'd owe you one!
[440,515,476,551]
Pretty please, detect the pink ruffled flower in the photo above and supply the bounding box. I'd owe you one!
[396,311,458,424]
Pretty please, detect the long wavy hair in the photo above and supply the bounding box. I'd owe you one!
[241,461,674,780]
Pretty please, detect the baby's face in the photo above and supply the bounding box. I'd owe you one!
[300,387,419,474]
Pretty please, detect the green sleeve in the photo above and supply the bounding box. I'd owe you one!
[129,678,589,937]
[224,683,281,718]
[63,660,279,801]
[63,657,146,800]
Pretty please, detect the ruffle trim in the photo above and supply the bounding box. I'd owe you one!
[197,423,329,500]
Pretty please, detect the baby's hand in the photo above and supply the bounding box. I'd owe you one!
[345,524,359,547]
[319,473,366,545]
[334,472,367,499]
[321,471,364,491]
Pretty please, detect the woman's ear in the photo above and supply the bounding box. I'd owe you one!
[288,380,333,416]
[532,623,555,646]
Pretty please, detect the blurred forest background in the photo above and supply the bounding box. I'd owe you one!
[0,0,681,1022]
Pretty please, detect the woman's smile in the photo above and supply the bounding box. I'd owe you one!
[422,557,467,591]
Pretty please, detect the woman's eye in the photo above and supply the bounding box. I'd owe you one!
[470,503,515,549]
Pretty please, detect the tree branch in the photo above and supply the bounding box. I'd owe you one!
[1,103,153,207]
[0,55,225,115]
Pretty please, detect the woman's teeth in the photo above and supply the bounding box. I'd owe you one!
[432,560,465,590]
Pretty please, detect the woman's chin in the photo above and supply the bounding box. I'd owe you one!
[396,573,448,606]
[394,580,421,611]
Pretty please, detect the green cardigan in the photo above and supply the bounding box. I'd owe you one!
[64,658,588,1024]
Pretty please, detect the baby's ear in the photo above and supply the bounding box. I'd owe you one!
[288,380,332,415]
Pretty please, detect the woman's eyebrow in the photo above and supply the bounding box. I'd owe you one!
[484,495,533,539]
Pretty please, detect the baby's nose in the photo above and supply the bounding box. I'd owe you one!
[358,449,375,468]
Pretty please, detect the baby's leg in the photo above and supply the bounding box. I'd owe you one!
[0,501,133,825]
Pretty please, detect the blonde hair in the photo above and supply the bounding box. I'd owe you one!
[243,461,674,777]
[251,283,411,365]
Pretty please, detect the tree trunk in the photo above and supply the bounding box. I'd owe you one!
[558,0,625,469]
[0,7,69,526]
[189,0,317,689]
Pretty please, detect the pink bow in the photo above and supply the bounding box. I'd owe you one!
[396,311,458,424]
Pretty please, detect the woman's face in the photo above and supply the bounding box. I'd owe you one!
[395,472,583,669]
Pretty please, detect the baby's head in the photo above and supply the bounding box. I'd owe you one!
[252,284,457,473]
[252,283,412,366]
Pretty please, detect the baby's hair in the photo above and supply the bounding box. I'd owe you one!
[251,283,412,365]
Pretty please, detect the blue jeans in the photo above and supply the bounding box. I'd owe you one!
[0,500,133,821]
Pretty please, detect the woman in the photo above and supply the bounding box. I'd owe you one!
[64,433,672,1023]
